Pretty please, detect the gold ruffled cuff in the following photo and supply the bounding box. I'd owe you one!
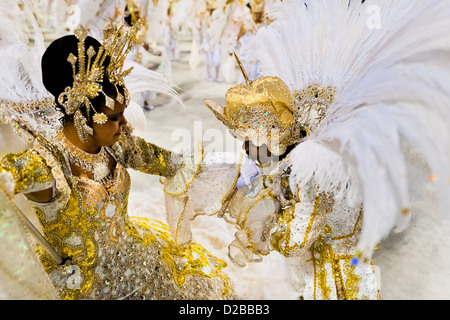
[0,149,54,195]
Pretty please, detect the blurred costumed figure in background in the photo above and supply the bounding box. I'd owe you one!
[218,0,255,84]
[198,0,254,83]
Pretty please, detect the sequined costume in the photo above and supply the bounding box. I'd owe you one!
[227,161,381,300]
[164,145,380,299]
[164,0,450,300]
[0,127,233,300]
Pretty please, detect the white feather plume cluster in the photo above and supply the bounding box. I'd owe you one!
[124,59,183,106]
[0,0,59,147]
[251,0,450,254]
[0,0,48,102]
[0,0,30,46]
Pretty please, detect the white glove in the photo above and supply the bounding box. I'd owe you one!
[236,156,261,190]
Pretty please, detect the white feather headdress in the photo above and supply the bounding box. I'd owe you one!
[251,0,450,254]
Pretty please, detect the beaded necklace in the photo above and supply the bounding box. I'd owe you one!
[57,129,112,183]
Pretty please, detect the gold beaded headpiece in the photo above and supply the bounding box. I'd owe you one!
[57,19,142,142]
[204,53,336,155]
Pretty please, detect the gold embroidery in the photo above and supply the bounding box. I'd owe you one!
[343,259,362,300]
[129,217,231,296]
[174,197,190,243]
[299,195,321,248]
[0,149,53,194]
[332,210,362,241]
[271,206,298,256]
[11,136,233,300]
[114,132,179,178]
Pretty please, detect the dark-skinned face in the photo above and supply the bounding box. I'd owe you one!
[89,99,128,147]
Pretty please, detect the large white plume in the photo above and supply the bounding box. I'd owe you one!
[251,0,450,254]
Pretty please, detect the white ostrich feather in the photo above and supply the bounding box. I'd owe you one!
[74,0,125,39]
[124,60,183,106]
[0,0,30,46]
[0,1,62,143]
[251,0,450,254]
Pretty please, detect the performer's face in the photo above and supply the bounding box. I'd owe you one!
[243,140,274,164]
[90,99,128,147]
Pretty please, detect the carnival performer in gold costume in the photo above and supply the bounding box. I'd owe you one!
[0,18,232,300]
[163,0,450,300]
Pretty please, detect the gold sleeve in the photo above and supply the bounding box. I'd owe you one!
[111,133,181,178]
[0,149,54,195]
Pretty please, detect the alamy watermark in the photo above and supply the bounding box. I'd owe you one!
[366,5,382,30]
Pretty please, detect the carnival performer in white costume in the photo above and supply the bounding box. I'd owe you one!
[184,0,207,71]
[147,0,186,85]
[236,0,284,82]
[163,0,450,300]
[198,0,221,82]
[163,1,179,62]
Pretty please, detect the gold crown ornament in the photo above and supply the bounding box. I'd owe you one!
[204,53,336,156]
[57,19,142,142]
